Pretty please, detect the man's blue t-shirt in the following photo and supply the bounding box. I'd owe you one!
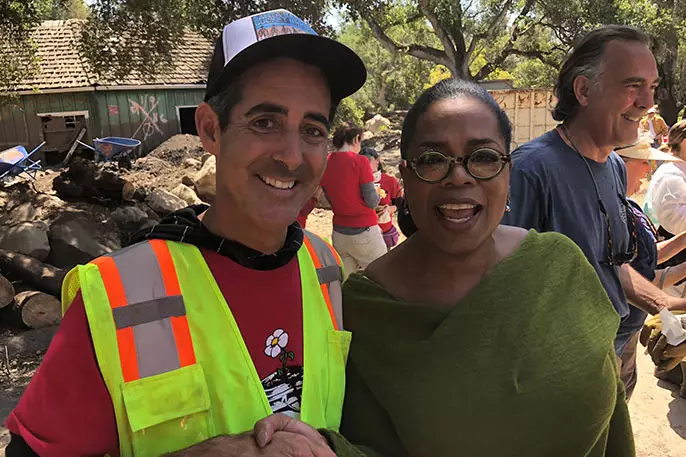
[502,130,631,325]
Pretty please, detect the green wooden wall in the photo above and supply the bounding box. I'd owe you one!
[0,88,204,154]
[94,89,204,152]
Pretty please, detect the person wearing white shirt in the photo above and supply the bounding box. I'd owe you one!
[645,120,686,233]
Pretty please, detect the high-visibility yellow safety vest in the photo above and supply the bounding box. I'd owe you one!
[61,231,350,457]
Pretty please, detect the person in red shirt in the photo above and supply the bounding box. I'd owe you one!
[4,9,366,457]
[360,147,403,249]
[320,124,388,277]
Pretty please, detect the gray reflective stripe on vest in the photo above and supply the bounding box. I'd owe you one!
[107,241,185,379]
[303,231,343,329]
[112,296,185,329]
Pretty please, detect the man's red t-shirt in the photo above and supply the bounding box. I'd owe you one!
[377,173,402,233]
[5,249,304,457]
[320,151,378,228]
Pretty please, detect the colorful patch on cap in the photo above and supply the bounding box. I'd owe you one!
[252,10,316,41]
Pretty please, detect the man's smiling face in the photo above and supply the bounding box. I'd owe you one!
[584,40,660,148]
[214,58,331,230]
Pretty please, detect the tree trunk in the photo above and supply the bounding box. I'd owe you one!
[0,274,15,309]
[0,249,67,297]
[376,81,388,109]
[659,95,679,128]
[4,291,61,329]
[52,157,134,202]
[654,31,680,126]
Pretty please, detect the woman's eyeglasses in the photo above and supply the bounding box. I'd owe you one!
[404,149,511,182]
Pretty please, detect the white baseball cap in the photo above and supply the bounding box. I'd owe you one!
[204,9,366,106]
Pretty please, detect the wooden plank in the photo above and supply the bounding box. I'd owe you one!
[119,91,135,139]
[61,93,76,112]
[22,98,40,147]
[11,104,27,145]
[62,127,86,165]
[0,105,9,146]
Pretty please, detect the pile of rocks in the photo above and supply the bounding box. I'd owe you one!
[0,135,217,330]
[361,111,405,178]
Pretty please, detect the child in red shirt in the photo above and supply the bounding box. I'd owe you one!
[360,147,403,249]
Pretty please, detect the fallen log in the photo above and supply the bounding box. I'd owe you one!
[53,157,134,202]
[0,249,67,297]
[0,274,15,309]
[4,291,62,329]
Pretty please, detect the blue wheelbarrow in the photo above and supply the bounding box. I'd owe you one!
[77,137,141,162]
[0,141,46,181]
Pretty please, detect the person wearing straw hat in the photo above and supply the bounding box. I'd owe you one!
[5,9,365,457]
[615,139,686,398]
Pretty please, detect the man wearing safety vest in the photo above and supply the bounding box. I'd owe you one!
[5,9,366,457]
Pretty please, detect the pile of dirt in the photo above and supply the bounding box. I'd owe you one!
[146,134,206,165]
[125,135,207,193]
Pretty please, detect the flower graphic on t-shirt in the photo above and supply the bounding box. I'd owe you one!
[264,328,296,381]
[265,329,290,358]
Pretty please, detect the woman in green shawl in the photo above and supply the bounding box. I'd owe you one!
[255,79,634,457]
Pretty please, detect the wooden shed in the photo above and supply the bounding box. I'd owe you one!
[0,20,212,164]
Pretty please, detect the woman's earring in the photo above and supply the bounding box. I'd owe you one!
[505,195,512,212]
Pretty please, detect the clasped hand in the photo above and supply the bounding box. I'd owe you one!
[169,413,335,456]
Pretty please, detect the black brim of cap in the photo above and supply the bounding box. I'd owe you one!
[204,34,366,102]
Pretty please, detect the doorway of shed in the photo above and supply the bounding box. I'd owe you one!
[39,112,90,165]
[177,106,198,135]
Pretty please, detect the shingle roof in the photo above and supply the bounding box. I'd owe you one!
[14,19,212,91]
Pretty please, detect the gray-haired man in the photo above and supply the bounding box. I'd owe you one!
[502,25,686,398]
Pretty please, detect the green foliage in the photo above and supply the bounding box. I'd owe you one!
[425,65,450,89]
[0,1,41,41]
[334,97,365,128]
[78,0,331,81]
[37,0,88,20]
[337,17,434,114]
[510,59,557,88]
[0,1,43,104]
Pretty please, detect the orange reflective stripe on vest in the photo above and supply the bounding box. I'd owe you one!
[93,240,196,382]
[302,231,343,330]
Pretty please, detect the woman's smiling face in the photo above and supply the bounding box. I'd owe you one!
[401,96,510,256]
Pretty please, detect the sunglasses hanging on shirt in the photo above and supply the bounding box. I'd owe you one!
[560,124,637,267]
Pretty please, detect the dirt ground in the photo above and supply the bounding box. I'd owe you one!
[1,210,685,456]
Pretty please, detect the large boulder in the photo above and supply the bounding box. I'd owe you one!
[146,189,187,215]
[0,222,50,260]
[48,218,120,268]
[171,184,202,206]
[364,114,392,135]
[111,206,150,227]
[193,155,216,202]
[111,206,158,247]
